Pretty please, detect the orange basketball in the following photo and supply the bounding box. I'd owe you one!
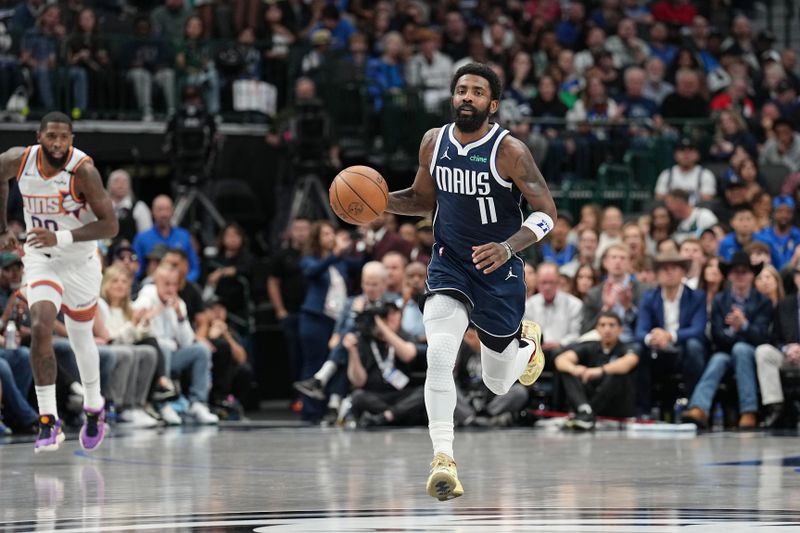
[329,165,388,225]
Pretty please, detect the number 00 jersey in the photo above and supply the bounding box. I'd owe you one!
[16,145,98,259]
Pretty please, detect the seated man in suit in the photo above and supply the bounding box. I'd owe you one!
[755,263,800,427]
[635,251,707,415]
[682,252,771,429]
[555,311,639,430]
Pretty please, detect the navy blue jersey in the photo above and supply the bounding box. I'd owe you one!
[425,122,527,338]
[429,122,523,262]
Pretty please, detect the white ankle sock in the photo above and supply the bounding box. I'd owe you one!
[65,317,104,410]
[35,385,58,419]
[314,360,337,386]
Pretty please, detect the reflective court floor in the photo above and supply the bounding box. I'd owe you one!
[2,424,800,532]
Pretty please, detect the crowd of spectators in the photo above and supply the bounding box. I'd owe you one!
[2,168,800,433]
[278,190,800,431]
[4,0,800,435]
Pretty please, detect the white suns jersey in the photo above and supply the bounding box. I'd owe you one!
[16,145,98,259]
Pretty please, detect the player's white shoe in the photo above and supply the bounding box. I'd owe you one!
[519,320,545,386]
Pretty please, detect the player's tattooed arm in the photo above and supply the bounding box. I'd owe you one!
[386,128,438,217]
[70,161,119,241]
[502,136,557,253]
[472,137,557,274]
[0,147,25,246]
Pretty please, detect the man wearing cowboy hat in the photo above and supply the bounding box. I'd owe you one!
[682,251,771,429]
[635,251,707,415]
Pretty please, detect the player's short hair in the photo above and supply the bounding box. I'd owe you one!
[40,111,72,132]
[596,310,622,327]
[450,63,503,101]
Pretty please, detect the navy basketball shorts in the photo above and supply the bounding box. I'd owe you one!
[425,242,525,339]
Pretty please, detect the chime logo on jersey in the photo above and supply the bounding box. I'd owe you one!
[434,166,491,196]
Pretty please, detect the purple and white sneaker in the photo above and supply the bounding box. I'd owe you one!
[79,405,106,451]
[34,415,65,454]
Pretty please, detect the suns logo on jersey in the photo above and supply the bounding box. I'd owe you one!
[23,191,84,218]
[22,196,60,215]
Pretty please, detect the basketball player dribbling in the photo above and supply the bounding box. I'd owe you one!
[386,63,557,501]
[0,112,119,453]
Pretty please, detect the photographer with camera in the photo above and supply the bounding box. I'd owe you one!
[293,261,394,420]
[346,299,427,428]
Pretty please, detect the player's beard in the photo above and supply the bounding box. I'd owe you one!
[452,103,490,133]
[40,144,68,169]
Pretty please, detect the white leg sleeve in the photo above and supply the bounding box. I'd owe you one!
[480,337,533,396]
[423,294,469,459]
[65,316,104,410]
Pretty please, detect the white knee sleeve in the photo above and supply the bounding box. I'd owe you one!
[480,337,532,396]
[423,294,469,391]
[65,316,103,410]
[423,294,469,458]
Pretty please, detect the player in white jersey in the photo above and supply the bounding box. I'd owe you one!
[0,112,119,453]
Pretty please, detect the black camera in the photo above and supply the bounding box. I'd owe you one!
[290,99,330,163]
[354,300,396,338]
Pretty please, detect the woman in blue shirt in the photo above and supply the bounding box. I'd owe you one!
[297,221,353,421]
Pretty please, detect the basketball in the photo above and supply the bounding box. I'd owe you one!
[329,165,388,225]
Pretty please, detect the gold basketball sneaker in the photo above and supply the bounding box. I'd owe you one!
[519,320,545,386]
[426,453,464,501]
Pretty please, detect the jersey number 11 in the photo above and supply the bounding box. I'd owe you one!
[476,197,497,224]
